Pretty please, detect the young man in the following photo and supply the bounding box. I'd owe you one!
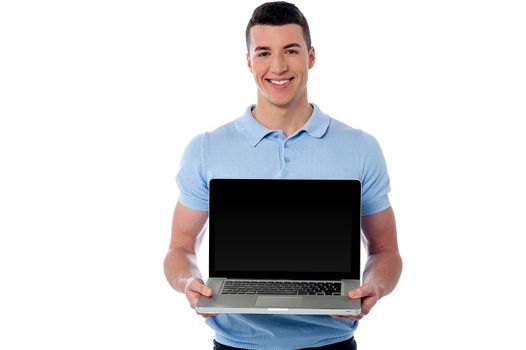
[164,2,402,349]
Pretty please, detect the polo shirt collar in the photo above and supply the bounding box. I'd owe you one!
[236,103,330,147]
[301,103,330,138]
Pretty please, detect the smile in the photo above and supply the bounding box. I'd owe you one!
[266,77,294,87]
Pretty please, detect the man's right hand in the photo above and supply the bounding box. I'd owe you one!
[164,203,215,318]
[183,277,216,318]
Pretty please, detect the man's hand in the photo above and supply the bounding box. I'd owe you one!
[164,203,216,318]
[184,277,216,318]
[330,282,380,320]
[332,208,402,321]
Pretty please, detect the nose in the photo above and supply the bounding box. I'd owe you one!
[270,55,288,75]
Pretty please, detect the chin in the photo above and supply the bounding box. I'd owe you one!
[268,100,295,109]
[265,94,295,106]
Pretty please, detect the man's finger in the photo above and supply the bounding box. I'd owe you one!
[348,287,364,299]
[186,277,212,297]
[348,283,375,299]
[330,314,361,321]
[191,279,212,297]
[200,283,213,297]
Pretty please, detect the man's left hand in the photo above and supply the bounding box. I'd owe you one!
[330,282,380,320]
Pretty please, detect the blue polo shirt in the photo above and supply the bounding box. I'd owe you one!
[176,104,391,349]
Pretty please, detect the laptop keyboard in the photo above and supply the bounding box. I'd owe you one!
[220,280,342,296]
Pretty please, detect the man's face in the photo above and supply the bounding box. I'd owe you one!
[247,24,315,109]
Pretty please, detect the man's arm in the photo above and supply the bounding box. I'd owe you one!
[163,202,214,317]
[333,206,402,320]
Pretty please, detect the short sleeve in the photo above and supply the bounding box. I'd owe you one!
[360,132,391,216]
[175,133,209,211]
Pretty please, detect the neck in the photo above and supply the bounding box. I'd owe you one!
[252,95,313,137]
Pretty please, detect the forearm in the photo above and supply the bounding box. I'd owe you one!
[362,251,402,299]
[164,248,203,293]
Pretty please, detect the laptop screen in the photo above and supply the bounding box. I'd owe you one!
[209,179,361,280]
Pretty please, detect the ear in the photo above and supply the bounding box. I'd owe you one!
[308,47,316,69]
[246,53,253,73]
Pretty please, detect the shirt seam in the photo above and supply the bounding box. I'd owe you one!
[201,132,209,195]
[359,130,365,182]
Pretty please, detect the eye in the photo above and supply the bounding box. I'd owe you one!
[256,51,270,58]
[285,49,299,55]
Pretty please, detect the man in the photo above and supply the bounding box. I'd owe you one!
[164,2,402,349]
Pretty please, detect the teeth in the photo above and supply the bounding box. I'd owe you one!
[270,79,290,85]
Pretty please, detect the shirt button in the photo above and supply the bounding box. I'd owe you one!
[284,157,290,162]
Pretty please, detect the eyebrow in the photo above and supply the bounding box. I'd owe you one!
[254,43,303,51]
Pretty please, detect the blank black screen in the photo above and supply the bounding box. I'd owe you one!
[209,179,361,279]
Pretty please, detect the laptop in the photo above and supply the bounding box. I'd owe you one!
[196,178,362,315]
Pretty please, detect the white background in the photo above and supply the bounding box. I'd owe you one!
[1,0,525,349]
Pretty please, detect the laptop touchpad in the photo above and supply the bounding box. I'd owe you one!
[256,296,303,307]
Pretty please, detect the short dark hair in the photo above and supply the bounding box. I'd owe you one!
[245,1,311,52]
